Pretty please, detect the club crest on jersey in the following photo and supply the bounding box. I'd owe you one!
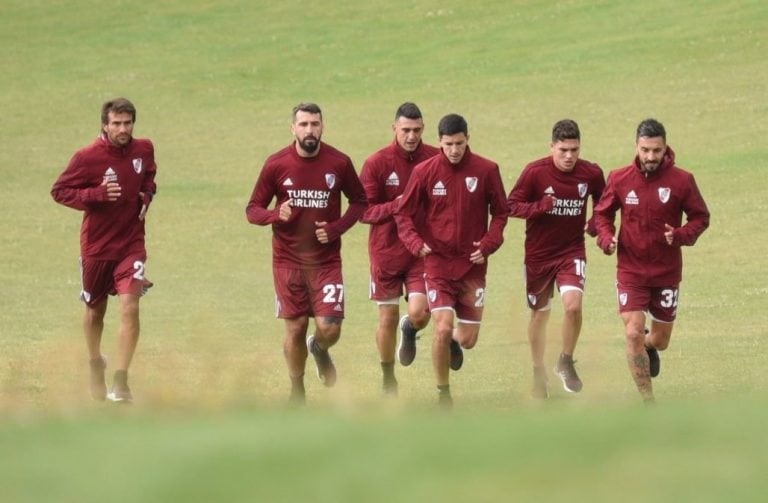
[528,294,537,306]
[578,183,588,198]
[619,293,628,306]
[428,289,437,303]
[325,174,336,189]
[465,177,478,193]
[658,187,671,203]
[132,158,143,174]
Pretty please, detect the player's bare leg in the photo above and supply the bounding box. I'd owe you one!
[284,316,310,403]
[555,290,584,393]
[115,294,140,371]
[622,311,654,402]
[406,293,430,332]
[376,303,399,393]
[107,293,140,403]
[307,316,341,387]
[528,308,550,398]
[83,298,108,400]
[431,309,455,407]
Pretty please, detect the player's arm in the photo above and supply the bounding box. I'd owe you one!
[394,172,428,257]
[585,167,607,237]
[507,168,554,219]
[51,153,119,210]
[666,173,710,246]
[476,165,509,257]
[245,163,282,226]
[593,172,620,254]
[359,158,398,224]
[138,147,158,221]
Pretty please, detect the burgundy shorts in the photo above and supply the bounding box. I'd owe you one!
[424,275,486,323]
[273,265,345,319]
[79,253,147,306]
[616,282,679,323]
[525,256,586,310]
[369,259,426,302]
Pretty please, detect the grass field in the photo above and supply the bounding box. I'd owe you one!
[1,0,767,501]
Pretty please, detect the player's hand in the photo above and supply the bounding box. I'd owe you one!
[138,192,151,221]
[605,235,618,255]
[101,179,121,201]
[418,243,432,257]
[278,199,292,222]
[470,241,486,264]
[539,194,555,212]
[315,221,329,243]
[664,223,675,245]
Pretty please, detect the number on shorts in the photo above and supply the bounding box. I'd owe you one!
[132,261,145,280]
[573,259,587,279]
[660,288,679,308]
[474,288,485,308]
[322,284,344,303]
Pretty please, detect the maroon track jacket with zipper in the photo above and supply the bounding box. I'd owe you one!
[360,139,440,271]
[395,147,508,281]
[51,135,157,260]
[594,147,710,286]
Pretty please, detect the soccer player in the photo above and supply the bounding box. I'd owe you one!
[395,113,508,407]
[359,103,440,394]
[246,102,367,405]
[594,118,710,403]
[51,97,157,403]
[507,119,605,398]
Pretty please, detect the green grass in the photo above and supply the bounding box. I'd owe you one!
[1,0,767,501]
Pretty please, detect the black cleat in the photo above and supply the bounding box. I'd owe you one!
[647,346,660,378]
[397,315,418,366]
[307,335,337,387]
[449,340,464,371]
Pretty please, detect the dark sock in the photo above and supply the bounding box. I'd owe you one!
[290,374,305,396]
[381,361,396,383]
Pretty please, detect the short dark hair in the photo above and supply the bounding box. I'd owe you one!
[552,119,580,142]
[101,98,136,125]
[636,118,666,141]
[438,113,468,137]
[292,102,323,122]
[395,102,423,121]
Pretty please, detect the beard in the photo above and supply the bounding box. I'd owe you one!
[641,160,660,172]
[297,135,320,154]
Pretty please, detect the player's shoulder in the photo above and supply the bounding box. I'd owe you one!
[525,156,551,171]
[418,143,441,160]
[575,157,602,172]
[608,163,635,179]
[130,138,155,154]
[319,142,353,165]
[468,150,499,171]
[364,143,394,167]
[264,144,295,165]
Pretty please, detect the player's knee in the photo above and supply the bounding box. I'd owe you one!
[409,311,430,330]
[625,328,645,349]
[434,326,453,345]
